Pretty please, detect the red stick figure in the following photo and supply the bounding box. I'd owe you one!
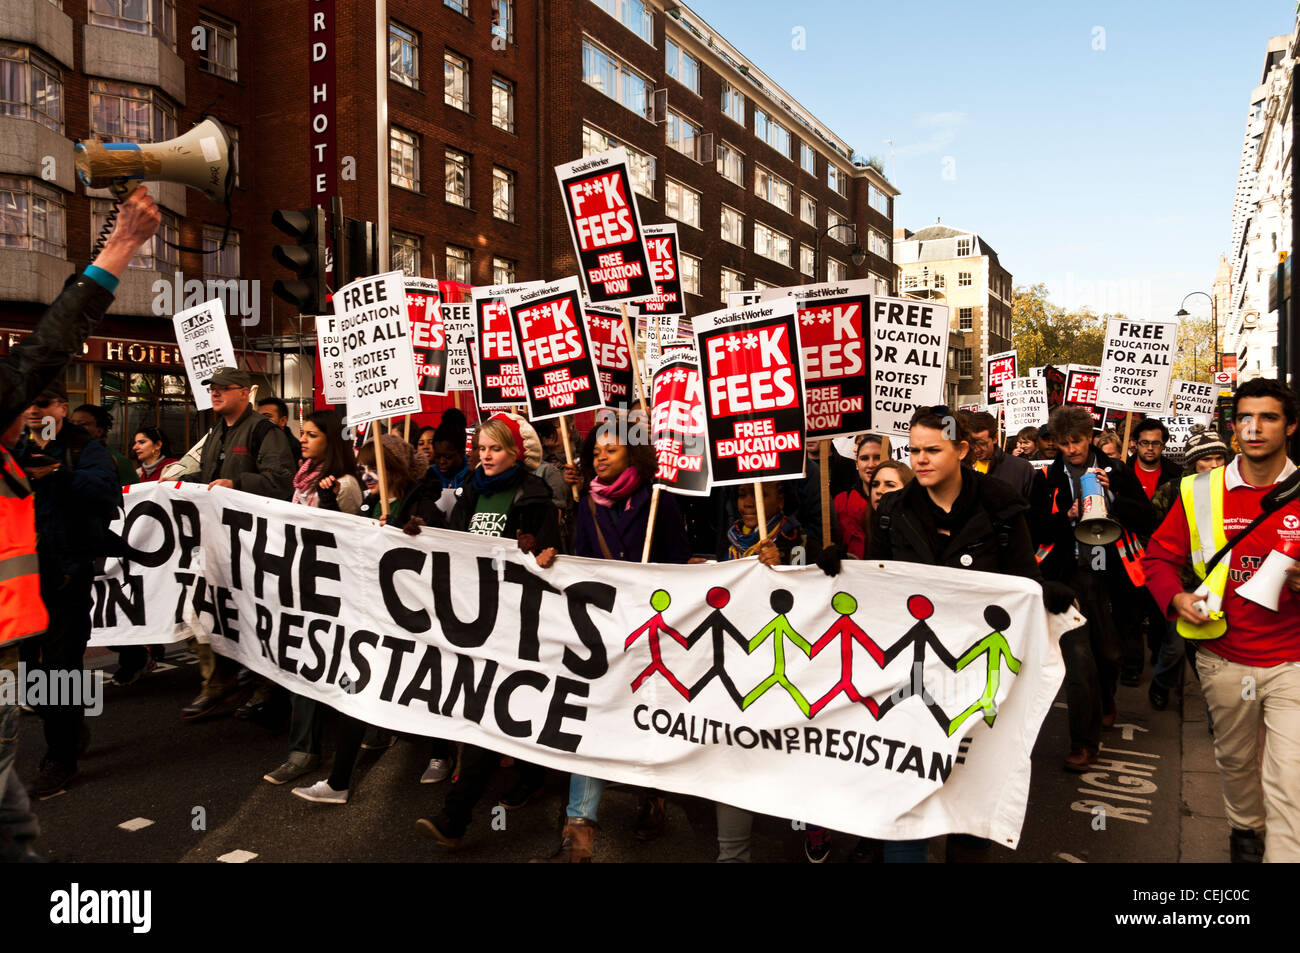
[809,591,885,717]
[626,588,690,699]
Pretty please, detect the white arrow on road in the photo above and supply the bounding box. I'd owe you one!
[1112,723,1149,742]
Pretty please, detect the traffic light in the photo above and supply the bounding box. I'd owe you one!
[270,207,328,315]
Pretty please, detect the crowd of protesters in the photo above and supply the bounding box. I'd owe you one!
[3,188,1299,864]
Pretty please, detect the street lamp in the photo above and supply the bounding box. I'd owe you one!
[814,223,866,282]
[1175,290,1218,373]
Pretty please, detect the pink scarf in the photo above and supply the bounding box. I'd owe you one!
[588,467,643,509]
[292,458,323,507]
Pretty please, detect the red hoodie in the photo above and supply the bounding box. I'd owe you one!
[1143,458,1300,667]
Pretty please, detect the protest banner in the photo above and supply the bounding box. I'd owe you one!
[761,279,872,440]
[650,350,710,497]
[90,481,1071,847]
[1003,377,1049,433]
[1096,317,1177,416]
[585,305,634,406]
[471,281,542,409]
[1168,378,1216,422]
[503,276,605,420]
[439,300,476,393]
[556,149,654,304]
[316,313,347,404]
[868,295,952,437]
[633,223,685,317]
[172,298,236,412]
[405,277,447,395]
[334,270,422,425]
[985,350,1017,406]
[694,299,806,487]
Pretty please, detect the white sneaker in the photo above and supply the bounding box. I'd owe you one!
[421,758,452,784]
[292,780,349,804]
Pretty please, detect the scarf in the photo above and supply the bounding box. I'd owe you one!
[138,456,169,481]
[439,461,471,490]
[292,458,324,507]
[471,463,522,496]
[588,467,643,509]
[727,511,801,560]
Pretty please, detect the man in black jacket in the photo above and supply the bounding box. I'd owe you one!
[961,410,1040,504]
[1039,405,1157,771]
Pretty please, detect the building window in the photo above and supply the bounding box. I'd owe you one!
[868,183,889,215]
[444,0,468,15]
[828,165,848,197]
[582,123,654,198]
[389,21,419,89]
[800,243,814,277]
[720,267,743,303]
[665,38,699,94]
[666,110,700,159]
[826,257,846,282]
[445,244,471,283]
[904,274,918,289]
[956,237,972,257]
[826,209,845,236]
[88,0,176,46]
[492,166,515,221]
[934,273,945,289]
[444,51,469,111]
[959,348,973,377]
[491,0,514,43]
[665,179,700,229]
[716,141,743,185]
[680,252,700,295]
[754,165,792,213]
[92,199,177,270]
[959,307,973,331]
[753,222,791,267]
[869,227,890,260]
[89,80,176,144]
[389,126,420,191]
[720,205,744,246]
[589,0,654,45]
[958,270,972,287]
[197,13,238,81]
[800,194,816,227]
[583,38,652,119]
[720,82,745,124]
[0,176,65,257]
[870,272,890,295]
[491,75,515,132]
[0,44,63,133]
[202,226,239,278]
[390,231,421,276]
[445,148,470,206]
[800,141,815,175]
[492,256,516,284]
[753,109,790,157]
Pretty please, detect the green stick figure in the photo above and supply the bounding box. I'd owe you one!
[742,589,813,717]
[947,606,1021,737]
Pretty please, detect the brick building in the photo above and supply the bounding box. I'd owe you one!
[0,0,897,456]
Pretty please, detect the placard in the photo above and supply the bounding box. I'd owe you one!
[1003,377,1049,433]
[1168,378,1215,422]
[727,291,764,308]
[556,149,654,304]
[1043,365,1066,409]
[650,350,711,496]
[633,223,685,316]
[440,300,476,392]
[586,306,634,406]
[503,276,605,420]
[1096,317,1177,415]
[334,270,421,424]
[316,312,347,404]
[471,281,542,408]
[868,295,952,437]
[172,298,236,412]
[985,350,1017,406]
[694,299,806,486]
[406,277,446,395]
[1064,364,1103,428]
[761,280,872,440]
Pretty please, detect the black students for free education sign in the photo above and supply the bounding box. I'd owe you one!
[694,299,806,486]
[633,223,685,317]
[471,281,542,409]
[556,149,654,305]
[504,276,605,420]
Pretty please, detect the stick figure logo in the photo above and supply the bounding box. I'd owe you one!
[808,592,885,717]
[685,587,750,706]
[742,589,813,716]
[625,589,691,699]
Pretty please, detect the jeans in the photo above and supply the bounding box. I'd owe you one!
[18,564,92,770]
[567,774,605,821]
[0,704,40,862]
[1151,621,1184,693]
[1058,567,1120,751]
[883,839,931,863]
[438,745,544,838]
[288,693,321,758]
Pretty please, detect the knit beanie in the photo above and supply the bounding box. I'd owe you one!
[1182,427,1230,469]
[494,411,543,470]
[380,431,428,483]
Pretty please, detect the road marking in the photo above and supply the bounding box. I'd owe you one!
[118,817,154,832]
[1112,723,1150,742]
[1053,702,1068,709]
[1056,852,1085,863]
[217,849,258,863]
[1069,738,1163,825]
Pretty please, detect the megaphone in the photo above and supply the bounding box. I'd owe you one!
[1236,538,1300,612]
[1074,469,1121,546]
[74,118,232,203]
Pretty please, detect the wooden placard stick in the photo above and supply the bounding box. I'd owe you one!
[641,483,662,563]
[621,303,648,411]
[373,416,391,521]
[818,440,832,547]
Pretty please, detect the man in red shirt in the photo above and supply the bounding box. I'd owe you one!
[1143,378,1300,863]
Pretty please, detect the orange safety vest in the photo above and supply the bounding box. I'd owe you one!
[0,443,47,644]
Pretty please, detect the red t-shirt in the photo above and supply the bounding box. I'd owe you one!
[1143,463,1300,667]
[1134,462,1160,500]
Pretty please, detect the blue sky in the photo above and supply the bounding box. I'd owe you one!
[691,0,1295,325]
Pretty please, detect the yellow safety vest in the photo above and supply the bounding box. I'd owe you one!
[1178,468,1229,640]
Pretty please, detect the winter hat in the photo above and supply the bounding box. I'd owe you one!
[380,431,428,483]
[492,411,543,470]
[1182,427,1230,469]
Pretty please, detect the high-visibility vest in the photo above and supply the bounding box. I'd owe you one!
[0,444,47,645]
[1178,467,1229,640]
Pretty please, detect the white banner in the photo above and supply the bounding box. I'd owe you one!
[868,295,951,437]
[335,271,422,424]
[173,298,236,412]
[1168,378,1215,422]
[90,482,1069,847]
[440,301,476,393]
[1097,317,1177,414]
[1003,377,1049,432]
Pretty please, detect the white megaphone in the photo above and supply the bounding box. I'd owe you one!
[1074,469,1121,546]
[1236,538,1300,612]
[74,118,232,202]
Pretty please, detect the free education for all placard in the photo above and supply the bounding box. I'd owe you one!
[555,149,654,305]
[334,270,422,424]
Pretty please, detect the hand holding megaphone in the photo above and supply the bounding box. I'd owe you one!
[90,186,162,280]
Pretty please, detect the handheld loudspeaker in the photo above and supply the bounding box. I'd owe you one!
[74,118,232,202]
[1074,469,1121,546]
[1236,538,1300,612]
